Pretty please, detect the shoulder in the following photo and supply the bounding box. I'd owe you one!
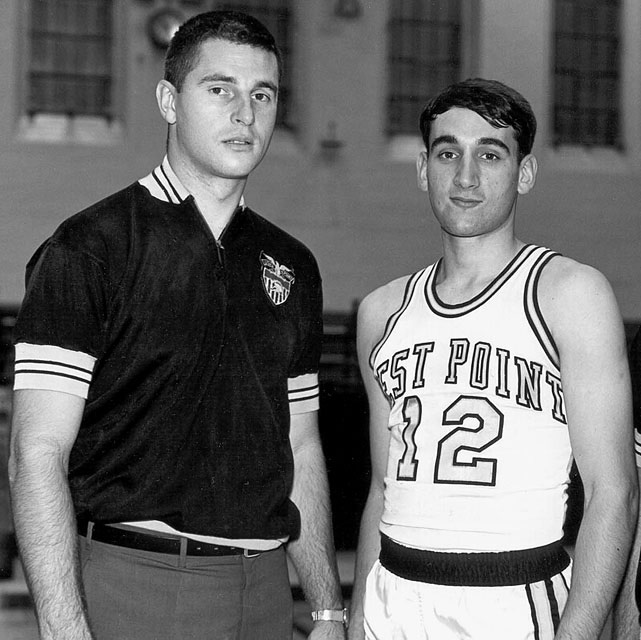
[538,254,617,312]
[538,254,624,350]
[357,274,414,354]
[243,207,312,251]
[359,274,414,323]
[243,207,320,272]
[51,183,141,252]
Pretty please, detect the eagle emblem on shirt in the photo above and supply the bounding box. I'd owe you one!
[260,251,295,306]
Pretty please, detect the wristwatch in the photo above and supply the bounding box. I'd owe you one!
[311,608,349,627]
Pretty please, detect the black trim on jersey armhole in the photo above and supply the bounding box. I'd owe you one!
[369,269,427,371]
[524,249,561,370]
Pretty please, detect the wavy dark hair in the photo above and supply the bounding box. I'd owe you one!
[419,78,537,161]
[164,10,282,91]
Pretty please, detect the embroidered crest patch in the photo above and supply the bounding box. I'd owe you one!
[260,251,295,306]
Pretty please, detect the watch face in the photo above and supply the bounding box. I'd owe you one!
[148,9,184,49]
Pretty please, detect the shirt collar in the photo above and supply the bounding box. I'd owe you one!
[139,156,246,209]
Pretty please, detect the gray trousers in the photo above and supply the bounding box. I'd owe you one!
[79,534,293,640]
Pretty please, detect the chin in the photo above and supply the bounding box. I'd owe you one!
[232,153,266,171]
[216,162,259,181]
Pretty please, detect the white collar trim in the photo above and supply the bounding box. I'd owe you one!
[139,157,246,209]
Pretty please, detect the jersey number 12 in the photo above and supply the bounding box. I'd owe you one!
[397,394,504,486]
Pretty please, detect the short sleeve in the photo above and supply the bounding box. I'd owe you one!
[13,238,108,361]
[287,257,323,414]
[13,342,96,398]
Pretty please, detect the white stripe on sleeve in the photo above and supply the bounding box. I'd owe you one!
[13,342,96,399]
[288,372,319,415]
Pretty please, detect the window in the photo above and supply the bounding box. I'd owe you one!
[217,0,293,128]
[26,0,114,119]
[553,0,621,147]
[387,0,465,136]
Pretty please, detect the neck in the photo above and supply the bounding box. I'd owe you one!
[436,235,524,302]
[189,181,244,239]
[167,152,246,238]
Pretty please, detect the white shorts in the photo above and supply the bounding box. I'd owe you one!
[363,559,572,640]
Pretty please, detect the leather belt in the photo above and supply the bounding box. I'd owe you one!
[77,520,264,558]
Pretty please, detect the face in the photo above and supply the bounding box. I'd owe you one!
[157,38,279,183]
[417,107,537,239]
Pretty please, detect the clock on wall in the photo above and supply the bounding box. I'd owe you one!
[147,8,185,49]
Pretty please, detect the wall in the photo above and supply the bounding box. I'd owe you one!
[1,0,640,321]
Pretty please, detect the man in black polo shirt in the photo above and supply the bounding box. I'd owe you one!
[9,11,345,640]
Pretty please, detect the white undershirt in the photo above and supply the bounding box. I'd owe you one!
[120,520,287,550]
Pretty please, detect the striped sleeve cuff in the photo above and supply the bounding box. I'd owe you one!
[13,342,96,399]
[288,372,319,415]
[636,430,641,469]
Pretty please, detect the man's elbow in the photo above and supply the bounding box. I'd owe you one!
[609,474,639,536]
[7,433,25,489]
[625,480,640,536]
[583,472,639,529]
[7,443,31,497]
[7,435,69,495]
[7,451,18,486]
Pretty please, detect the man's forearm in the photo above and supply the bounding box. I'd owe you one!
[612,564,641,640]
[556,485,637,639]
[287,436,344,638]
[612,468,641,640]
[10,451,93,640]
[287,437,342,608]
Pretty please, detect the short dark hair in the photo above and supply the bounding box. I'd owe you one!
[419,78,537,161]
[164,10,282,92]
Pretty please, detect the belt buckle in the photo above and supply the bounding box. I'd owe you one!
[243,548,260,558]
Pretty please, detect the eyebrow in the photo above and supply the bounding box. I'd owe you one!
[430,134,512,155]
[197,73,278,95]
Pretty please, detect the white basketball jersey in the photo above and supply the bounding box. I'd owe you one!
[370,245,572,552]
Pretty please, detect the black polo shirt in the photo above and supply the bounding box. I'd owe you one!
[13,160,323,540]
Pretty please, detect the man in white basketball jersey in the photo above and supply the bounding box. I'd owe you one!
[348,78,637,640]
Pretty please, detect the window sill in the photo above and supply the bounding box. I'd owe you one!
[544,145,631,174]
[17,114,124,145]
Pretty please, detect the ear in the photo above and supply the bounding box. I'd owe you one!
[517,153,537,195]
[416,151,429,192]
[156,79,178,125]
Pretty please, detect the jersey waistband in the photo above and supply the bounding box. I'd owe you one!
[379,533,570,587]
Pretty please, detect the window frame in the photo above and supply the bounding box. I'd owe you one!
[18,0,126,145]
[551,0,622,149]
[385,0,478,139]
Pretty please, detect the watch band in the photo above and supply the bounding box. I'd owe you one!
[311,608,349,626]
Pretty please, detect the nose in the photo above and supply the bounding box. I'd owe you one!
[454,154,479,189]
[232,95,255,126]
